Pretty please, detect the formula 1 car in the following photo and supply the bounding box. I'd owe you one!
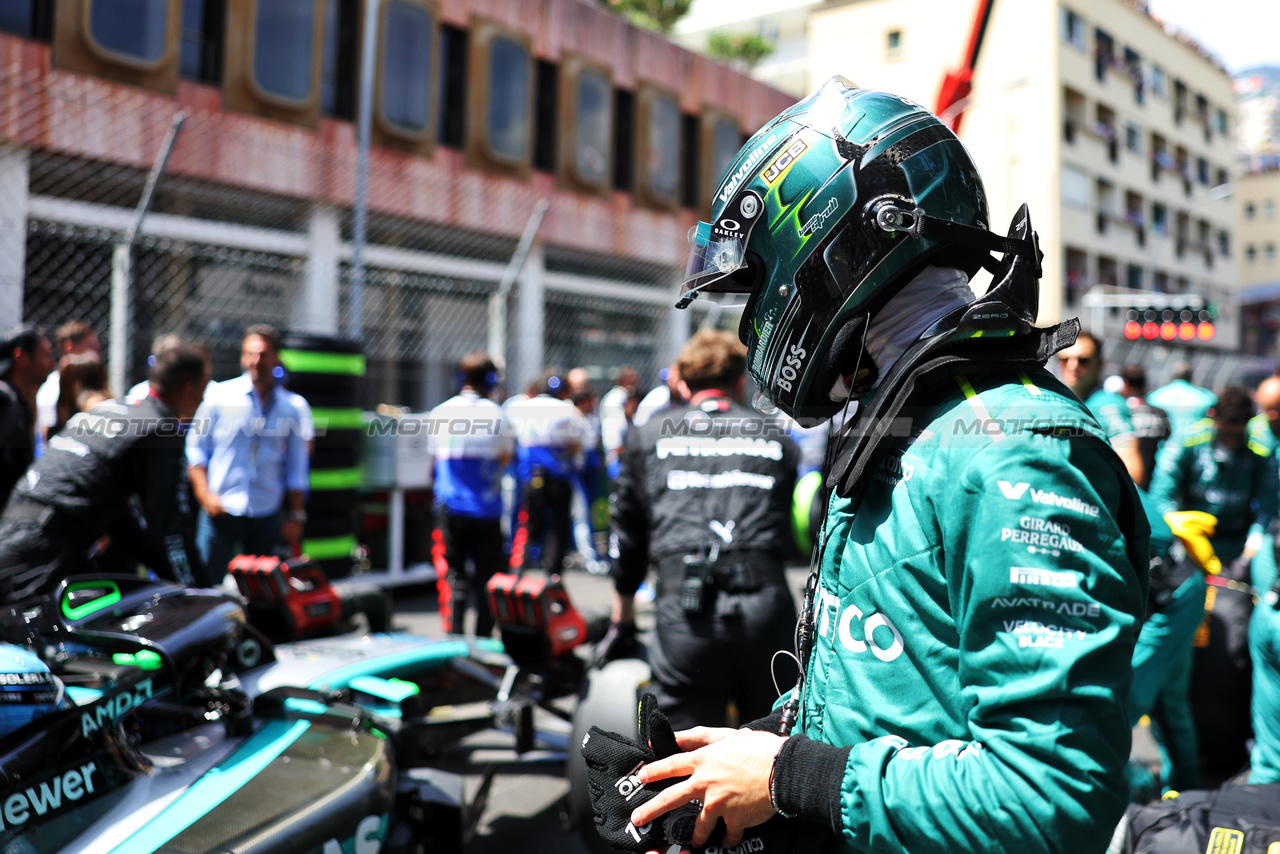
[0,569,594,854]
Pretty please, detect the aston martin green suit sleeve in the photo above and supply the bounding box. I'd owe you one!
[791,369,1148,854]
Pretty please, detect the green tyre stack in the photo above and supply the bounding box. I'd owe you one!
[280,333,366,579]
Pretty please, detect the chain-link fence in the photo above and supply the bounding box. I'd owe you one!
[2,63,704,412]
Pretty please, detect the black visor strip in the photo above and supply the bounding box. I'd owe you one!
[919,215,1039,268]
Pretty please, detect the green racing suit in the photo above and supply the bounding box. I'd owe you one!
[770,366,1149,853]
[1146,418,1278,569]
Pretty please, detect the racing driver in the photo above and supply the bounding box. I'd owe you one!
[619,78,1150,853]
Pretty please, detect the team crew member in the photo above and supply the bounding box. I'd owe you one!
[1147,387,1278,775]
[1148,387,1278,580]
[603,329,799,730]
[187,325,310,583]
[0,325,54,512]
[505,371,585,571]
[596,79,1149,854]
[1147,361,1216,444]
[1248,521,1280,783]
[427,352,514,636]
[1120,363,1171,492]
[1059,330,1145,484]
[0,345,208,602]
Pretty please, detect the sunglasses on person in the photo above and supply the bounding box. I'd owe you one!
[1058,354,1096,366]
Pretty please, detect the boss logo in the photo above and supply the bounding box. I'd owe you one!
[775,343,808,393]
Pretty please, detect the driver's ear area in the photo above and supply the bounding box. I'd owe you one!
[734,253,767,344]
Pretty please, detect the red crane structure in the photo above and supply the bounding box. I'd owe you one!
[934,0,996,132]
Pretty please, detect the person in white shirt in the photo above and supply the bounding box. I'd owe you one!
[35,320,99,442]
[427,352,514,636]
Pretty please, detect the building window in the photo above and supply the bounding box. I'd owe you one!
[321,0,357,119]
[1246,244,1257,263]
[0,1,34,36]
[1150,64,1166,98]
[88,0,170,66]
[379,0,435,135]
[1215,167,1228,188]
[1093,27,1114,82]
[253,0,318,103]
[1061,7,1086,51]
[487,36,531,161]
[1214,107,1227,136]
[1268,243,1277,263]
[1196,157,1209,185]
[1217,230,1229,257]
[1246,202,1257,219]
[437,24,466,148]
[1153,270,1168,292]
[885,28,903,60]
[1062,165,1089,209]
[1124,122,1141,154]
[181,0,224,83]
[1126,264,1143,290]
[1151,202,1168,235]
[573,67,612,185]
[646,91,681,203]
[1266,199,1276,220]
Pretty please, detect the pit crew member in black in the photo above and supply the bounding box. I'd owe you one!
[0,345,209,602]
[604,329,800,730]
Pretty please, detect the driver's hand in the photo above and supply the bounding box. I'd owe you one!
[202,494,227,517]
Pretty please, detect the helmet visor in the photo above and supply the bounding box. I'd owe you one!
[677,193,763,308]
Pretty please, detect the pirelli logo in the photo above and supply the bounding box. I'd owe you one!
[1009,566,1079,589]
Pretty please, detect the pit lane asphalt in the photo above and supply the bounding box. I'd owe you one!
[388,564,1160,852]
[388,565,809,853]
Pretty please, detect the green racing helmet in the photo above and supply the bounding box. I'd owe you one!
[679,76,1036,423]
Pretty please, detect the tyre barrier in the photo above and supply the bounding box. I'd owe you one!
[281,333,365,578]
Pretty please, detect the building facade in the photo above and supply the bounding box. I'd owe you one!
[808,0,1239,363]
[0,0,792,410]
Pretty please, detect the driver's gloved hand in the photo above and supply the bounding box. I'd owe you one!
[591,620,638,670]
[581,692,702,852]
[1226,553,1253,581]
[582,693,803,853]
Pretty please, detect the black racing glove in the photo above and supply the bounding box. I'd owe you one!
[591,620,639,670]
[582,693,803,854]
[582,692,702,852]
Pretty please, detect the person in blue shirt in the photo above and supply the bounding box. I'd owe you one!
[505,370,585,571]
[186,325,310,582]
[427,352,514,636]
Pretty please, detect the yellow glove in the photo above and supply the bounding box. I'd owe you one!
[1164,511,1221,575]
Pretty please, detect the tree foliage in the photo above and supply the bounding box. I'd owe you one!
[597,0,693,34]
[706,33,775,70]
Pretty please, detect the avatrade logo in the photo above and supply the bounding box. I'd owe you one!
[719,134,780,202]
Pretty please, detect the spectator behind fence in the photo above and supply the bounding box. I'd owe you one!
[186,324,310,582]
[126,333,184,403]
[0,325,54,514]
[35,319,99,442]
[52,352,111,438]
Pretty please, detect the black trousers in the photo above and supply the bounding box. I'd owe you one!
[524,471,573,572]
[647,583,798,731]
[439,512,505,636]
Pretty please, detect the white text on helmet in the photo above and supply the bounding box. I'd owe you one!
[718,133,780,203]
